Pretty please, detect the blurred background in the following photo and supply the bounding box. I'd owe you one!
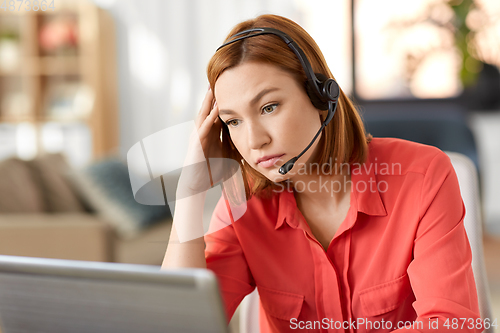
[0,0,499,331]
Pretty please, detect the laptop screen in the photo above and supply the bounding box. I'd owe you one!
[0,255,229,333]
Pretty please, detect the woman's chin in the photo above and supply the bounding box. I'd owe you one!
[248,161,294,183]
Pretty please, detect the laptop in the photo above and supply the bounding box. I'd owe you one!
[0,255,229,333]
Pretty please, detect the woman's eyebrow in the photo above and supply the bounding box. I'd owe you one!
[218,87,280,116]
[250,87,280,105]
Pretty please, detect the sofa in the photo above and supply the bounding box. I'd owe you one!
[0,154,173,265]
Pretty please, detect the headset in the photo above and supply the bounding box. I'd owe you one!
[216,27,340,175]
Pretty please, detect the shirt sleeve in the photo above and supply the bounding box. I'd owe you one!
[204,196,256,322]
[393,151,482,332]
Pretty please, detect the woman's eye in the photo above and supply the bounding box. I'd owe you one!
[262,103,278,114]
[226,119,240,127]
[224,104,278,128]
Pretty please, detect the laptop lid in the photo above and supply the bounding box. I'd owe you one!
[0,255,229,333]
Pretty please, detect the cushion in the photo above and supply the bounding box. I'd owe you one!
[68,158,171,238]
[0,157,45,212]
[28,153,85,212]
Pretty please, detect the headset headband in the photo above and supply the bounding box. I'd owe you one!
[216,27,334,104]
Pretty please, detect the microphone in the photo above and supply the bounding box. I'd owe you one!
[278,101,338,175]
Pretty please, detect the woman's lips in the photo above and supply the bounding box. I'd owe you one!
[257,154,285,168]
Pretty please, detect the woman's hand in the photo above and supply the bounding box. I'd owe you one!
[195,86,223,164]
[177,87,223,198]
[168,87,224,245]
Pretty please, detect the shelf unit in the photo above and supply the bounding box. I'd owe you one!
[0,0,118,164]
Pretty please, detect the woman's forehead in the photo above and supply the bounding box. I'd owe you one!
[214,62,298,99]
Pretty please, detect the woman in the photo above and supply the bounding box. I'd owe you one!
[162,14,481,333]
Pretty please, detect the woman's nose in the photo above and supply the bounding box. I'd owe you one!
[247,122,270,150]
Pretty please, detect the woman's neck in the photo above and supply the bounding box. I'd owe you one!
[289,165,351,208]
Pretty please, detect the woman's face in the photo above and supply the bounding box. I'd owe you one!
[214,61,323,183]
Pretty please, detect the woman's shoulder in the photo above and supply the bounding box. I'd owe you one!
[367,137,452,176]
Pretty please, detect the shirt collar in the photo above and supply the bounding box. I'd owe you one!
[350,149,388,217]
[276,187,297,229]
[275,146,387,230]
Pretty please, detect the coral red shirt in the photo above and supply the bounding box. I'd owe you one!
[204,137,481,333]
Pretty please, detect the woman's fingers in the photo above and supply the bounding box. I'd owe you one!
[195,88,214,128]
[190,86,223,161]
[198,102,220,138]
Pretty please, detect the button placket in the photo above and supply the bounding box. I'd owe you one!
[304,229,345,332]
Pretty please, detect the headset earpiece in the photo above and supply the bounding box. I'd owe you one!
[305,80,328,110]
[305,73,339,111]
[322,78,339,102]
